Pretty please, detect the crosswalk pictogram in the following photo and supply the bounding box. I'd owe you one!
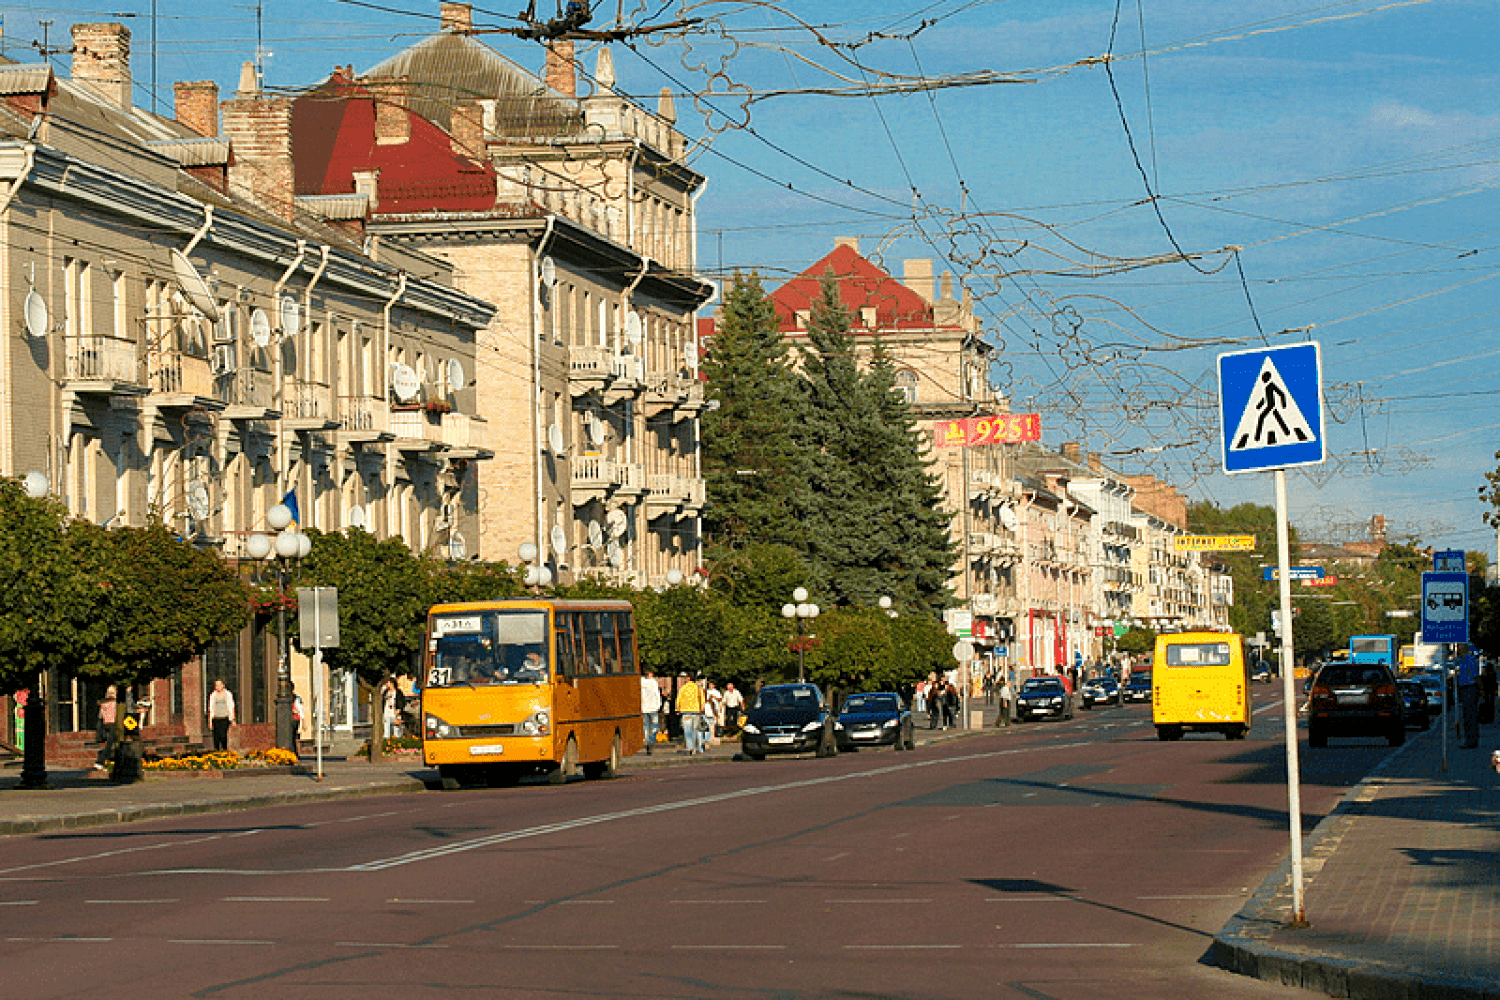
[1217,341,1324,474]
[1230,357,1316,451]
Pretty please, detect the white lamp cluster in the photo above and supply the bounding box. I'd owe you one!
[781,587,820,682]
[22,471,48,499]
[245,500,308,754]
[246,502,311,561]
[518,542,553,587]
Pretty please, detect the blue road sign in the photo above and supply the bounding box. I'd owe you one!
[1433,549,1465,573]
[1421,571,1469,644]
[1219,342,1325,474]
[1263,566,1324,581]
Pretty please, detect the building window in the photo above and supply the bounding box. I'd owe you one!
[894,369,918,404]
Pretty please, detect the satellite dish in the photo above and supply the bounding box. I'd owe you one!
[587,413,606,447]
[278,295,301,338]
[391,362,421,403]
[607,541,624,568]
[999,506,1019,532]
[249,308,272,348]
[446,358,465,391]
[550,523,568,556]
[171,250,221,323]
[186,479,212,522]
[606,507,627,536]
[624,311,643,346]
[447,532,467,561]
[587,520,603,548]
[547,422,565,454]
[23,289,48,338]
[539,256,557,288]
[347,504,367,529]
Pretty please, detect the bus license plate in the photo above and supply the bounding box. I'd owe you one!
[469,744,504,756]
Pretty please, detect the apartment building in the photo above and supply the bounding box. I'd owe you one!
[0,23,494,750]
[287,2,713,587]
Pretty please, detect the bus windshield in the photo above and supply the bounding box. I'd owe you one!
[427,611,549,687]
[1165,643,1232,667]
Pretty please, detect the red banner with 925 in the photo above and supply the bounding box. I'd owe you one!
[933,413,1041,448]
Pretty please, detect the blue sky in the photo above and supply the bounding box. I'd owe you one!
[3,0,1497,556]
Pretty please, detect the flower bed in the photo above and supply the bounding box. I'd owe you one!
[144,748,300,771]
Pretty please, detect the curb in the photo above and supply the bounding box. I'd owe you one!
[1211,731,1499,999]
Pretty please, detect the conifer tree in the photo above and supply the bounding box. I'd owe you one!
[700,272,807,554]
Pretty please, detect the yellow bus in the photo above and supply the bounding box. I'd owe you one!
[1152,631,1251,741]
[421,598,644,788]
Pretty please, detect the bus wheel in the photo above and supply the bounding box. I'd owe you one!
[549,737,579,785]
[1156,725,1182,742]
[584,734,622,780]
[1229,725,1249,740]
[438,764,463,791]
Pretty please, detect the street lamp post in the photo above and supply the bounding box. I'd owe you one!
[17,472,50,789]
[247,504,310,754]
[781,587,820,682]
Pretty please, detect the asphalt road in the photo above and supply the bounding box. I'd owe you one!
[1,688,1396,999]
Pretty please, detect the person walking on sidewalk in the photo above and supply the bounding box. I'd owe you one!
[705,681,725,746]
[1456,652,1481,748]
[941,680,959,729]
[640,670,663,754]
[722,682,745,734]
[207,679,236,752]
[676,674,706,754]
[996,677,1012,727]
[93,685,119,771]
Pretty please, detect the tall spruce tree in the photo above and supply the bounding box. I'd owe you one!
[700,272,807,554]
[794,273,956,616]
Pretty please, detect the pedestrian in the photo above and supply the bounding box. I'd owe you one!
[913,681,927,717]
[292,691,305,750]
[997,676,1012,727]
[640,670,663,754]
[207,678,236,751]
[942,680,959,729]
[722,682,745,734]
[705,681,725,745]
[676,673,705,754]
[983,670,995,705]
[1456,652,1481,748]
[93,684,119,772]
[927,682,941,730]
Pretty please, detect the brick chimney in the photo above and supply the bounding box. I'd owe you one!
[545,40,576,98]
[834,236,860,253]
[440,2,474,33]
[450,100,484,160]
[71,22,132,110]
[372,78,411,146]
[1061,441,1082,464]
[174,80,219,137]
[221,61,296,222]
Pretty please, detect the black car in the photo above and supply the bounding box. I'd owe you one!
[1306,663,1404,748]
[834,692,915,752]
[739,683,837,760]
[1014,677,1074,722]
[1122,671,1152,703]
[1079,675,1120,709]
[1251,660,1273,684]
[1396,679,1431,731]
[1412,671,1445,715]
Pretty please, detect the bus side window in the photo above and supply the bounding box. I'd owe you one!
[557,612,579,678]
[617,613,637,674]
[599,613,619,674]
[582,612,605,674]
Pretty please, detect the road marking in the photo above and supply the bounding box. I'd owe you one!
[7,937,112,943]
[824,852,849,861]
[997,943,1133,949]
[0,832,229,877]
[0,901,38,906]
[501,944,619,950]
[335,941,450,949]
[86,899,178,904]
[223,896,330,902]
[825,899,932,904]
[984,897,1074,903]
[387,898,475,904]
[672,944,786,950]
[1138,894,1242,900]
[169,939,275,946]
[844,944,960,950]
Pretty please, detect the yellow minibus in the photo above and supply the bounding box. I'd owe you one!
[421,598,644,788]
[1152,631,1251,741]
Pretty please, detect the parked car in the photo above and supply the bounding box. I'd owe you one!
[1122,671,1152,703]
[739,683,837,760]
[1412,671,1445,716]
[1251,660,1273,684]
[1396,679,1430,731]
[1079,675,1121,709]
[834,692,915,752]
[1015,677,1074,722]
[1306,663,1404,748]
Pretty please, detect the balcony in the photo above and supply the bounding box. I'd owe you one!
[572,454,619,501]
[569,347,614,398]
[646,472,684,512]
[66,336,145,395]
[442,412,491,459]
[224,368,278,420]
[337,395,391,445]
[615,461,647,497]
[390,409,446,451]
[604,354,645,405]
[146,349,217,408]
[284,381,338,431]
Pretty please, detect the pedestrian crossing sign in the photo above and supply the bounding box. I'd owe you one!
[1218,342,1325,474]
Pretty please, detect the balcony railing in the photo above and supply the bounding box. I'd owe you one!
[441,412,487,451]
[285,381,330,421]
[148,350,213,397]
[390,409,442,442]
[226,368,275,410]
[67,336,140,384]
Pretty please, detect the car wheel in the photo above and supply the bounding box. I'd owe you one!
[746,752,765,761]
[1388,726,1406,747]
[549,736,578,785]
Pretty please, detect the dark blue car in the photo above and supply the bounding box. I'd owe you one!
[834,692,915,752]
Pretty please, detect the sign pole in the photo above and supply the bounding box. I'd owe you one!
[1274,467,1308,927]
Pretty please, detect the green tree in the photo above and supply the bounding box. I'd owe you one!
[632,584,725,680]
[700,271,808,554]
[793,273,956,616]
[1116,626,1157,656]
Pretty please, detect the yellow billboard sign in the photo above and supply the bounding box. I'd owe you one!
[1174,534,1256,552]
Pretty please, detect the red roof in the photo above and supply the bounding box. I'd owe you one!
[769,244,935,332]
[292,70,496,214]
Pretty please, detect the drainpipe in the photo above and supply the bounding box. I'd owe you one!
[625,141,640,251]
[0,141,35,476]
[182,204,214,257]
[380,272,407,541]
[532,216,556,565]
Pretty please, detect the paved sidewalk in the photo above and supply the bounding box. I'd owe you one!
[1213,720,1500,998]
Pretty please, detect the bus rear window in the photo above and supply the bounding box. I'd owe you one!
[1165,643,1232,667]
[428,611,548,686]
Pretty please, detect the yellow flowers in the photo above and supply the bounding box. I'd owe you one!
[144,747,299,770]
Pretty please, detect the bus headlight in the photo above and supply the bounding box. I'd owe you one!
[520,709,550,736]
[425,713,456,739]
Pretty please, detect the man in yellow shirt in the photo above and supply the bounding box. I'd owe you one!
[676,674,706,754]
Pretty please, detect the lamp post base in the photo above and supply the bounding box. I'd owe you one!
[274,691,296,754]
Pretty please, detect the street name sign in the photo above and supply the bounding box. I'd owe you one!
[1421,571,1468,644]
[1263,566,1324,581]
[1218,342,1325,474]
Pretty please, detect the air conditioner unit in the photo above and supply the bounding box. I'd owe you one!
[210,344,237,376]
